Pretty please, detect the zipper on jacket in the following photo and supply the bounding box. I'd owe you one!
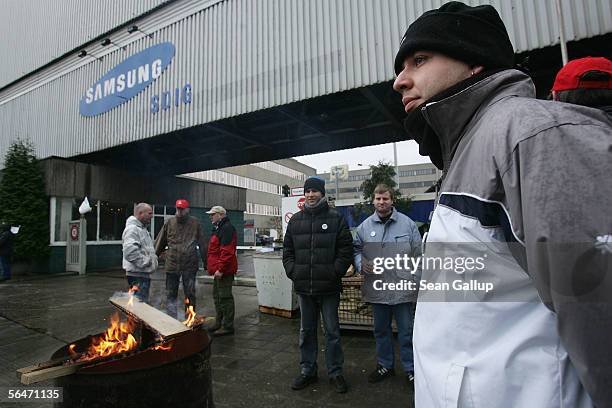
[380,213,391,248]
[310,213,314,295]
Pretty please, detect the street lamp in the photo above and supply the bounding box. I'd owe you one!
[330,165,348,202]
[332,167,341,201]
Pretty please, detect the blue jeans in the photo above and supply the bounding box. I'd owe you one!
[126,276,151,303]
[0,256,10,280]
[298,293,344,377]
[371,302,415,372]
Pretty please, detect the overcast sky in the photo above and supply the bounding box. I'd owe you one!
[294,140,431,174]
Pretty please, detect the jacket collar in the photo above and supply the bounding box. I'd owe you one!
[408,69,534,170]
[127,215,146,229]
[214,216,228,230]
[303,197,329,215]
[373,207,398,223]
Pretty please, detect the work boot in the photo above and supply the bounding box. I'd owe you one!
[291,374,318,390]
[212,328,234,337]
[368,364,395,383]
[207,318,222,332]
[330,375,348,393]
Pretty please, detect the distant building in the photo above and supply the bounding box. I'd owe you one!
[319,163,440,201]
[182,159,315,238]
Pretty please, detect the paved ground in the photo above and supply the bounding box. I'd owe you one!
[0,270,414,407]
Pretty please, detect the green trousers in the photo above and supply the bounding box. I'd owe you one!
[213,274,235,330]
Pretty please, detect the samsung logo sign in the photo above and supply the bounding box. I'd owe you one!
[79,42,176,117]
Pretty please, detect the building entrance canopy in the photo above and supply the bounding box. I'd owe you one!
[75,81,406,176]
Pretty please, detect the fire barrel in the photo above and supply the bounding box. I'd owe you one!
[51,328,214,408]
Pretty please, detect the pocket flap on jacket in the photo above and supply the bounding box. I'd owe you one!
[444,363,470,408]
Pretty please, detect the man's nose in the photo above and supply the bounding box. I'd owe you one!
[393,69,412,93]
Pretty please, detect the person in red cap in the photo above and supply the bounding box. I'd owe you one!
[154,199,208,319]
[551,56,612,118]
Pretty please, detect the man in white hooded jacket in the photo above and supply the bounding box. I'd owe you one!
[122,202,158,302]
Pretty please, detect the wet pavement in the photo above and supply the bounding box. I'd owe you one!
[0,269,414,407]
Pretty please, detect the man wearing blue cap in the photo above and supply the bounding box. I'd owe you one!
[283,176,353,394]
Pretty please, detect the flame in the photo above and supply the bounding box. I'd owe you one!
[76,312,138,362]
[68,344,78,358]
[127,286,139,306]
[182,298,197,327]
[153,340,173,351]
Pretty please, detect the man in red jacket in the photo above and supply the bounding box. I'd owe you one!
[206,206,238,336]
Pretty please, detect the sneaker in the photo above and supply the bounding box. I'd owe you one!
[291,374,318,390]
[330,375,348,393]
[406,370,415,388]
[368,364,395,383]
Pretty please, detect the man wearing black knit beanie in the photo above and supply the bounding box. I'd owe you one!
[282,176,353,393]
[393,2,612,407]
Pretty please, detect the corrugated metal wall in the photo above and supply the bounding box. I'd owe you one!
[0,0,171,89]
[0,0,610,163]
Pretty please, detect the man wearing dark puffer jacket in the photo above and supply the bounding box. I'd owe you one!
[282,176,353,394]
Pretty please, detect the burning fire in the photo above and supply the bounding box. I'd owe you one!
[127,285,139,306]
[153,341,174,351]
[74,312,138,362]
[182,298,197,327]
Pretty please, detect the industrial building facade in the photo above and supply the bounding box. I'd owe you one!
[2,0,610,170]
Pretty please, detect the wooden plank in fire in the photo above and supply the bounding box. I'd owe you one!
[17,357,71,381]
[18,350,135,384]
[19,363,78,385]
[109,294,190,339]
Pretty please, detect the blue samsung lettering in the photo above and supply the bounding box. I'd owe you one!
[79,42,175,117]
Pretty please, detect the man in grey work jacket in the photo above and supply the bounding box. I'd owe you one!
[353,184,421,387]
[393,2,611,406]
[122,202,157,303]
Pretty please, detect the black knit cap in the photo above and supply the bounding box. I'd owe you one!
[394,1,514,75]
[304,176,325,196]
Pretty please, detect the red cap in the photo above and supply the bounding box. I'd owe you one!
[175,199,189,209]
[552,57,612,92]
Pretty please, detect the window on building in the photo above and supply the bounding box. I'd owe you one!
[399,168,437,177]
[53,197,131,243]
[245,202,281,216]
[252,161,308,181]
[183,170,283,195]
[99,201,130,241]
[151,205,176,240]
[399,181,437,189]
[54,197,74,242]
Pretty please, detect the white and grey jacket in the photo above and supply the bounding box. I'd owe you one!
[122,216,158,278]
[413,70,611,408]
[353,208,422,304]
